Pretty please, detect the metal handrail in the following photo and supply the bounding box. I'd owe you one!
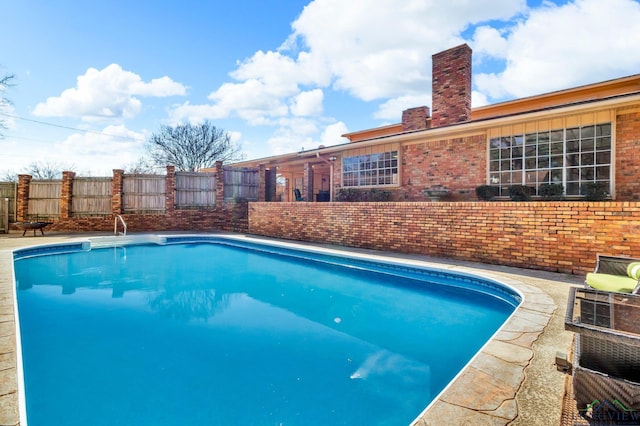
[114,215,127,236]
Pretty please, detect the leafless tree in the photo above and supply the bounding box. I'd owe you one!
[122,157,158,174]
[0,170,17,182]
[0,71,16,137]
[26,161,75,179]
[146,121,244,171]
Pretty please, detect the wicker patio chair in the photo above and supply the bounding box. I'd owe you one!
[585,254,640,294]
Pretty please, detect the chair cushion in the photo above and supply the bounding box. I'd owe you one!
[627,262,640,280]
[586,273,638,293]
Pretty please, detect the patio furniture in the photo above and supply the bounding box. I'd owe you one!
[14,221,53,236]
[565,286,640,410]
[294,189,304,201]
[316,190,330,202]
[585,254,640,294]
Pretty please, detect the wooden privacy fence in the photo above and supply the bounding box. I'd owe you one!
[175,172,216,208]
[123,174,166,214]
[224,167,258,201]
[14,164,265,223]
[28,180,61,220]
[72,177,112,216]
[0,197,8,233]
[0,182,16,224]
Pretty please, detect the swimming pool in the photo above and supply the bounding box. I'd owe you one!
[13,235,521,425]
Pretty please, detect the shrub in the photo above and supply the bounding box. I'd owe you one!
[508,185,532,201]
[475,185,499,201]
[335,188,392,202]
[538,183,564,200]
[335,188,360,202]
[582,182,609,201]
[366,189,392,202]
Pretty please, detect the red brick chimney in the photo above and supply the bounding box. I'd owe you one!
[431,44,472,127]
[401,106,430,131]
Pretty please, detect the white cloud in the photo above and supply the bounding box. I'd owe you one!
[374,95,428,121]
[55,125,147,174]
[471,90,490,108]
[474,0,640,100]
[290,89,323,116]
[471,26,508,61]
[291,0,526,101]
[319,122,349,146]
[0,124,148,176]
[33,64,186,121]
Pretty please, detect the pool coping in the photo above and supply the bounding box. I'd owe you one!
[0,232,581,425]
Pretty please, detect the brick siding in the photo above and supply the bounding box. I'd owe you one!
[615,110,640,200]
[402,134,486,200]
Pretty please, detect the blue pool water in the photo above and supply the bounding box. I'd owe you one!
[14,237,519,426]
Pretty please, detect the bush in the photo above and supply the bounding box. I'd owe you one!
[335,188,392,202]
[582,182,609,201]
[508,185,532,201]
[335,188,360,202]
[475,185,499,201]
[538,183,564,200]
[365,189,392,202]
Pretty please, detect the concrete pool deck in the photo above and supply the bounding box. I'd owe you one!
[0,231,583,425]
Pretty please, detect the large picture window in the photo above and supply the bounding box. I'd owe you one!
[342,151,399,187]
[489,123,611,196]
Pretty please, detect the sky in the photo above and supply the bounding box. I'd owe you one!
[1,0,640,176]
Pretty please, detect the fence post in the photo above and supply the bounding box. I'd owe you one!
[215,161,224,206]
[165,165,175,213]
[17,174,32,222]
[60,171,75,220]
[112,169,124,215]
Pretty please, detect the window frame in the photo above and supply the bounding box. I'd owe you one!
[488,122,612,198]
[341,150,400,188]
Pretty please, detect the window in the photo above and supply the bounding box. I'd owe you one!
[489,123,611,196]
[342,151,399,187]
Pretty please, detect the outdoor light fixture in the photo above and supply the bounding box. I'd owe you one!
[328,156,337,161]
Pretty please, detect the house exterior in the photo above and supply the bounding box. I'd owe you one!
[232,44,640,203]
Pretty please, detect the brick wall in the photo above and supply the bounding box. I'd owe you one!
[248,201,640,275]
[615,110,640,200]
[44,206,247,234]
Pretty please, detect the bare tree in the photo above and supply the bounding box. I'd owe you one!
[146,121,244,171]
[0,71,16,137]
[26,161,75,179]
[122,157,158,174]
[0,170,18,182]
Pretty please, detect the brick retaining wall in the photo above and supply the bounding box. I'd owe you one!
[45,205,248,234]
[248,201,640,275]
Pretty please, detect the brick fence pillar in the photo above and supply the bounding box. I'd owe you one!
[165,165,176,212]
[60,171,75,220]
[215,161,224,205]
[112,169,124,215]
[17,174,31,222]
